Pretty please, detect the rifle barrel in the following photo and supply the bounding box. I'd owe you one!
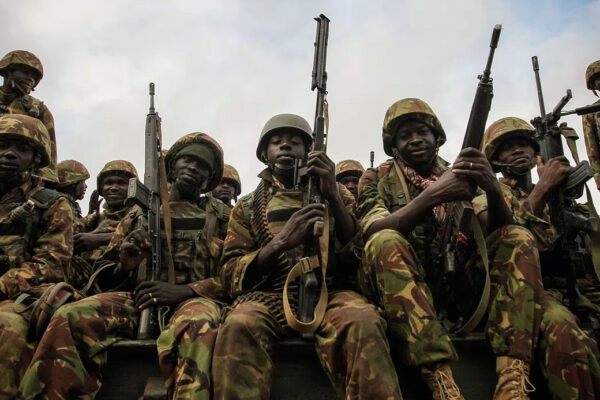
[552,89,572,117]
[532,56,547,120]
[482,24,502,81]
[561,102,600,116]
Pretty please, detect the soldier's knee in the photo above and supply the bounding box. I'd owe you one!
[542,302,577,327]
[497,225,536,247]
[365,229,410,256]
[220,302,268,338]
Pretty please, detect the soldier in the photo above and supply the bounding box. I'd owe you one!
[56,159,90,220]
[211,163,241,206]
[335,159,365,199]
[582,60,600,190]
[357,98,545,400]
[0,50,57,186]
[0,114,73,399]
[20,132,230,399]
[212,114,402,400]
[475,117,600,399]
[68,160,138,289]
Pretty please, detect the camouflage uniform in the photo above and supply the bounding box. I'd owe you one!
[213,113,401,400]
[0,114,73,400]
[474,117,600,400]
[582,60,600,190]
[357,100,543,383]
[20,133,230,400]
[56,159,90,220]
[0,51,57,181]
[335,160,365,199]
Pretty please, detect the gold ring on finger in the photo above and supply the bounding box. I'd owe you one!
[153,297,157,304]
[148,292,152,299]
[469,162,473,169]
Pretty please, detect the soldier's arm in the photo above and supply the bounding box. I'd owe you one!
[0,197,73,298]
[582,112,600,190]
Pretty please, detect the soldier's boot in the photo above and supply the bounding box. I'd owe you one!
[493,356,535,400]
[421,362,465,400]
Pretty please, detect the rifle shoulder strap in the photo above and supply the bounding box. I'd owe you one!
[392,160,412,203]
[159,154,175,285]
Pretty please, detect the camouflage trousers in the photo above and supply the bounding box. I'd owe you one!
[19,291,222,400]
[360,225,543,366]
[0,300,35,400]
[212,290,402,400]
[538,291,600,400]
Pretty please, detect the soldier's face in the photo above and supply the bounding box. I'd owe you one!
[266,131,306,171]
[0,139,35,176]
[593,76,600,91]
[393,120,437,168]
[4,67,37,95]
[495,137,536,174]
[173,155,210,192]
[101,174,129,207]
[212,179,236,204]
[338,175,360,198]
[74,180,87,200]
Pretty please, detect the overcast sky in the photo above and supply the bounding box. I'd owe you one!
[3,0,600,210]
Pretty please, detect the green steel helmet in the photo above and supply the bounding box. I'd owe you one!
[57,160,90,187]
[36,166,59,185]
[256,113,313,163]
[96,160,138,192]
[482,117,538,163]
[0,50,44,86]
[335,160,365,180]
[382,98,446,157]
[0,114,51,167]
[586,60,600,90]
[222,164,242,196]
[165,132,224,192]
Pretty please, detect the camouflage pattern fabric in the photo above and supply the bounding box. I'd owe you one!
[335,159,365,179]
[0,180,73,399]
[222,163,242,196]
[582,101,600,190]
[57,159,90,186]
[19,193,229,399]
[214,168,401,399]
[0,50,44,83]
[0,114,51,168]
[585,60,600,90]
[358,160,544,365]
[96,159,138,191]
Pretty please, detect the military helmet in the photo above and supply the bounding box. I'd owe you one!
[335,160,365,180]
[382,98,446,157]
[36,166,59,185]
[482,117,538,168]
[96,160,138,192]
[256,113,313,163]
[0,50,44,86]
[222,164,242,196]
[165,132,224,191]
[0,114,51,167]
[57,160,90,187]
[586,60,600,90]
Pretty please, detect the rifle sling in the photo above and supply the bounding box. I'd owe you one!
[283,211,330,335]
[392,160,412,203]
[159,154,175,285]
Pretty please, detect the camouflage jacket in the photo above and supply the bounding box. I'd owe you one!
[582,100,600,190]
[0,180,73,298]
[357,159,446,270]
[220,168,359,298]
[63,193,82,222]
[0,87,56,167]
[93,194,230,295]
[472,177,557,252]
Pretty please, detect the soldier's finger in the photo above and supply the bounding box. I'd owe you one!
[297,203,325,215]
[305,165,330,178]
[297,208,325,221]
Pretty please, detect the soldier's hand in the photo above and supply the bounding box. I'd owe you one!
[119,228,151,272]
[88,190,103,215]
[425,169,476,204]
[451,147,499,194]
[134,281,195,309]
[74,232,103,252]
[537,155,571,192]
[306,151,338,200]
[273,203,326,251]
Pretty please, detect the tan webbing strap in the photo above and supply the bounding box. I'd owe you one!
[561,128,581,164]
[159,153,175,285]
[283,212,330,335]
[393,160,412,203]
[323,99,329,153]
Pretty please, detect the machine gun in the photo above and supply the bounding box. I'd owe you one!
[437,25,501,336]
[369,151,374,168]
[530,57,600,325]
[126,82,163,340]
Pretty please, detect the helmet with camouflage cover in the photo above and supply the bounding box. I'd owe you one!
[0,50,44,87]
[585,60,600,90]
[256,113,313,163]
[166,132,224,191]
[0,114,51,167]
[96,160,138,192]
[382,98,446,157]
[57,160,90,187]
[36,167,59,185]
[222,164,241,196]
[335,160,365,180]
[482,117,538,171]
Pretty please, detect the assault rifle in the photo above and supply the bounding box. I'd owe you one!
[437,25,501,336]
[370,151,374,168]
[126,83,163,340]
[530,57,600,323]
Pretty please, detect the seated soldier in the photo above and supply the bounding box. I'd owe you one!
[211,163,241,207]
[335,159,365,199]
[0,114,73,399]
[20,132,231,399]
[582,60,600,190]
[56,159,89,221]
[357,98,545,400]
[68,160,138,289]
[212,114,402,400]
[475,117,600,400]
